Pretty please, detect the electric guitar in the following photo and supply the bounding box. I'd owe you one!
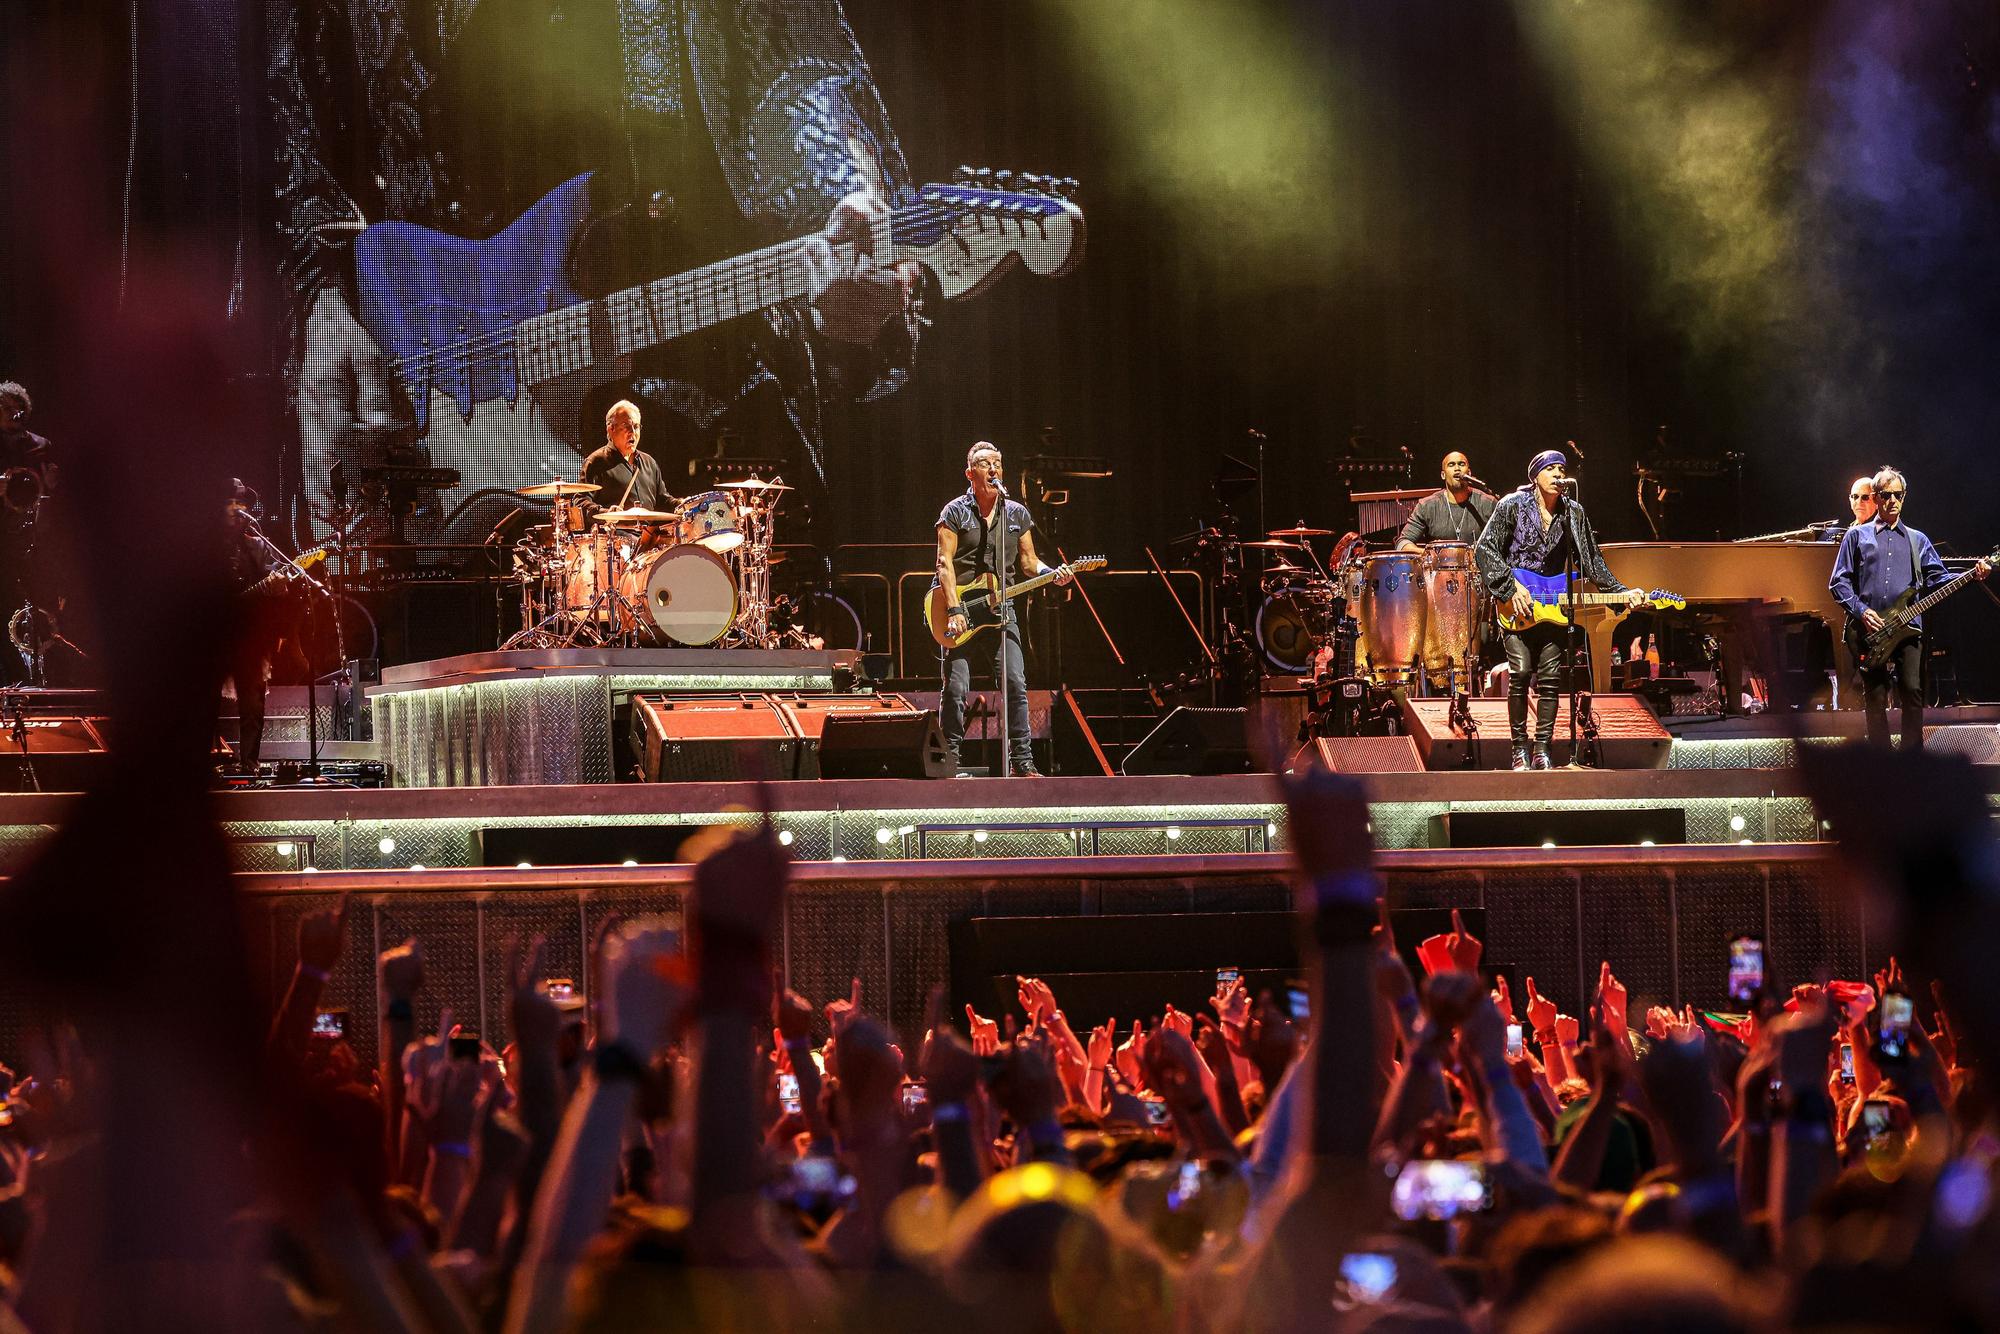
[925,557,1106,648]
[1497,567,1686,631]
[352,171,1087,498]
[1842,546,1998,672]
[244,543,335,600]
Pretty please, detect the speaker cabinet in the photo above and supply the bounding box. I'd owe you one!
[0,716,110,792]
[1399,694,1672,770]
[773,693,930,779]
[1309,735,1425,773]
[1120,706,1256,776]
[817,710,954,779]
[629,693,797,783]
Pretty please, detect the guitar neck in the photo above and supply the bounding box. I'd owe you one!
[1906,565,1979,620]
[981,568,1065,603]
[516,215,900,386]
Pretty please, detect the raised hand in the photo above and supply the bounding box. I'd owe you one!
[1491,975,1517,1027]
[826,977,864,1035]
[1087,1021,1115,1070]
[1016,975,1059,1027]
[1597,962,1629,1044]
[600,919,687,1056]
[775,984,816,1046]
[1423,970,1485,1032]
[963,1004,1000,1058]
[1160,1004,1194,1039]
[1872,956,1905,1001]
[1114,1020,1147,1089]
[298,892,352,973]
[1141,1026,1212,1112]
[1553,1013,1581,1048]
[1210,976,1251,1029]
[507,934,561,1053]
[1645,1005,1674,1040]
[1417,909,1483,977]
[1272,764,1376,885]
[380,937,425,1003]
[1524,977,1558,1036]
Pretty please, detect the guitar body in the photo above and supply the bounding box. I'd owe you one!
[926,575,1005,649]
[1498,569,1592,632]
[1497,568,1686,632]
[1842,586,1922,674]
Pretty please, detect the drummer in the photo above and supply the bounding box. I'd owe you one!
[1395,450,1494,551]
[579,400,673,515]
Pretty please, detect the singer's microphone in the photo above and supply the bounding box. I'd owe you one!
[1461,473,1493,492]
[1554,476,1579,489]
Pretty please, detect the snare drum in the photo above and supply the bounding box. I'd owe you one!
[620,543,739,645]
[673,490,743,552]
[1357,552,1427,684]
[1421,541,1484,674]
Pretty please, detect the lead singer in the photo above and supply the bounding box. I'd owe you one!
[1474,448,1644,770]
[933,442,1071,776]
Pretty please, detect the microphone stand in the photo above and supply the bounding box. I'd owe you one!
[1556,483,1595,769]
[994,479,1013,779]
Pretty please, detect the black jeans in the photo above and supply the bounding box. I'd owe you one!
[939,623,1032,765]
[1859,633,1925,749]
[1503,623,1570,744]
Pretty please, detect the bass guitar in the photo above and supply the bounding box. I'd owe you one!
[1497,568,1686,632]
[1842,546,1998,672]
[925,557,1106,649]
[354,171,1086,471]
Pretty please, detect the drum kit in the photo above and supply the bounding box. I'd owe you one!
[1255,525,1489,694]
[501,476,800,650]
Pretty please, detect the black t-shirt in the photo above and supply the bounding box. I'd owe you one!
[580,444,669,512]
[935,491,1035,591]
[1399,487,1495,546]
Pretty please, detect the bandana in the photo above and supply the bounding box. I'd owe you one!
[1527,449,1566,482]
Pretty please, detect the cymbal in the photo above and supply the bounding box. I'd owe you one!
[1268,525,1333,538]
[516,481,598,498]
[594,507,677,524]
[1264,562,1308,575]
[1241,538,1304,550]
[716,477,793,492]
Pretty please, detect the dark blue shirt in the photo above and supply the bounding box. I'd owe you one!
[1474,489,1626,602]
[1829,518,1948,625]
[935,491,1035,586]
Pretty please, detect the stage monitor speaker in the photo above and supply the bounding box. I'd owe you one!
[1400,694,1671,770]
[1925,724,2000,766]
[772,692,928,779]
[1120,706,1256,776]
[0,716,111,792]
[1309,735,1425,773]
[817,710,954,780]
[630,693,797,783]
[1430,806,1686,848]
[1050,686,1114,776]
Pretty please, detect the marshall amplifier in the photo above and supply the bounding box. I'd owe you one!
[629,693,799,784]
[770,692,926,780]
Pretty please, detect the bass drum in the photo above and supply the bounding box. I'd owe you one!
[620,544,739,646]
[1256,593,1319,674]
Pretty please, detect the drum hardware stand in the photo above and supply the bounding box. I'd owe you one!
[1449,688,1480,769]
[1573,690,1603,768]
[1144,544,1222,707]
[995,477,1017,778]
[3,689,39,792]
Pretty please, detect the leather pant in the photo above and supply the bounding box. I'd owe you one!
[1503,624,1569,744]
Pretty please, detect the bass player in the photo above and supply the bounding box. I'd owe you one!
[1829,466,1987,749]
[933,442,1071,776]
[1474,448,1645,771]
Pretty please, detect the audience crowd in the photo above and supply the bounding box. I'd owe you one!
[0,758,1996,1332]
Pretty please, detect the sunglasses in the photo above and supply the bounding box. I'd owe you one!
[1877,490,1907,500]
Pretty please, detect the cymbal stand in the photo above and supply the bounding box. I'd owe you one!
[727,484,784,649]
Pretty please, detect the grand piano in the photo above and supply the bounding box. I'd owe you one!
[1582,541,1850,707]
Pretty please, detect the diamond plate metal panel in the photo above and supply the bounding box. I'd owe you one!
[1482,869,1584,1015]
[915,828,1085,860]
[785,881,889,1043]
[1369,801,1445,850]
[0,826,55,874]
[1674,867,1768,1014]
[479,890,592,1043]
[1768,861,1863,986]
[1578,868,1677,1014]
[887,882,984,1046]
[375,894,486,1043]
